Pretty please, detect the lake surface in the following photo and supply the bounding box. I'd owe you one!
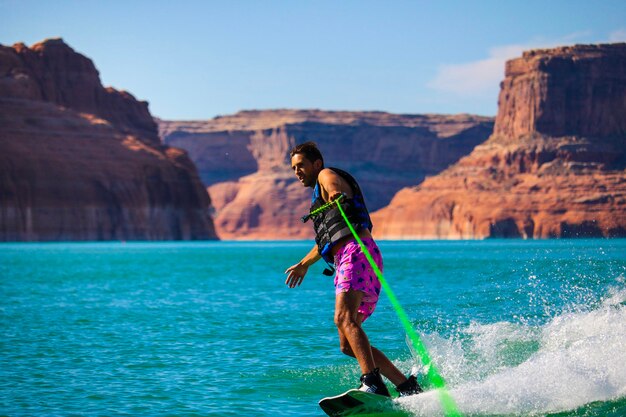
[1,240,625,416]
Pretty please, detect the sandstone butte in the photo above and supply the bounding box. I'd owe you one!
[159,110,494,239]
[0,38,216,241]
[373,43,626,239]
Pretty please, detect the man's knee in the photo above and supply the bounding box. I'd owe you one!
[334,309,356,330]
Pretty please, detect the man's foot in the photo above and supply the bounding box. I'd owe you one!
[359,368,391,397]
[395,375,423,397]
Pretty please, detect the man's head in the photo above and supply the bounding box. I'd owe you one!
[290,141,324,188]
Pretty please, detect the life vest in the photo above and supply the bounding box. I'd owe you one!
[308,168,372,263]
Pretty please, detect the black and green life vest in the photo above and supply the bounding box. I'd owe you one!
[307,168,372,263]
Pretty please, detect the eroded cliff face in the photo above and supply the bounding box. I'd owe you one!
[160,110,494,239]
[495,43,626,139]
[373,43,626,239]
[0,39,216,241]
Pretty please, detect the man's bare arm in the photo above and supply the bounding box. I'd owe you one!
[317,168,353,202]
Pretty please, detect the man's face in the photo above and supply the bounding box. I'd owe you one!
[291,153,322,188]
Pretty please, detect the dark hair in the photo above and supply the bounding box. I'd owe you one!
[289,141,324,166]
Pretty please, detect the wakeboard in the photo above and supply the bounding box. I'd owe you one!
[318,389,397,416]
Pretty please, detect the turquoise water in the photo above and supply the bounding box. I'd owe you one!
[1,240,625,417]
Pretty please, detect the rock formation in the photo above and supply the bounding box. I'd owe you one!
[373,43,626,239]
[0,39,216,241]
[159,110,494,239]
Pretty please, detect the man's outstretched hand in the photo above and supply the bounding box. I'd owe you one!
[285,263,309,288]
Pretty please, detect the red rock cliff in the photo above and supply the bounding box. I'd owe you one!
[159,110,493,239]
[0,39,216,241]
[373,43,626,239]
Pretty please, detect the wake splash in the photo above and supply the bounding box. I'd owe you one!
[398,288,626,416]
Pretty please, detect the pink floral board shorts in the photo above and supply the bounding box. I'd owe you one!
[334,237,383,322]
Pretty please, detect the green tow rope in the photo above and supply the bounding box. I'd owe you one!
[335,199,462,417]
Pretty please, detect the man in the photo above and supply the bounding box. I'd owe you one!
[284,141,421,397]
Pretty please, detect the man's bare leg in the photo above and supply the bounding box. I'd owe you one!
[334,290,376,374]
[335,290,407,386]
[369,346,407,386]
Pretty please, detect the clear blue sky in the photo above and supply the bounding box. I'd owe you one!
[2,0,625,120]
